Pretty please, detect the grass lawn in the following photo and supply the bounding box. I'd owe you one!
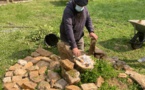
[0,0,145,89]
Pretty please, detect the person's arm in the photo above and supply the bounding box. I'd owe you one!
[63,9,81,56]
[85,8,98,40]
[85,8,94,33]
[63,10,77,49]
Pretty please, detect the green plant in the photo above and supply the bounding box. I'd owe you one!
[80,60,118,83]
[99,82,117,90]
[27,24,53,41]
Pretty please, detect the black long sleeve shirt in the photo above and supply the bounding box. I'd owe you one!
[60,1,94,49]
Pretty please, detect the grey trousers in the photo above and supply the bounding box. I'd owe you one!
[76,37,84,51]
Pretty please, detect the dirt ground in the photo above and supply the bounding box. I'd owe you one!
[107,78,129,90]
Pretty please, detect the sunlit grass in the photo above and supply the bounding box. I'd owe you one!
[0,0,145,89]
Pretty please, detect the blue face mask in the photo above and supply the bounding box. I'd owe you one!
[75,5,84,12]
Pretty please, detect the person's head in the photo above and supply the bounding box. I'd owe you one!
[74,0,88,12]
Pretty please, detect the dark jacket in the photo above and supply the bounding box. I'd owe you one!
[60,1,94,49]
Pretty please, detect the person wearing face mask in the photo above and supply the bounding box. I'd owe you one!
[57,0,98,60]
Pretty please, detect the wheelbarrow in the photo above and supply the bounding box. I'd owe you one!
[129,20,145,49]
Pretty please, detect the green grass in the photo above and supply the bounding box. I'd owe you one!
[0,0,145,89]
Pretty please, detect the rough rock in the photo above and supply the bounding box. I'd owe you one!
[126,70,145,89]
[54,79,68,89]
[36,61,49,68]
[5,71,13,77]
[3,77,12,83]
[65,85,81,90]
[18,59,28,66]
[81,83,98,90]
[63,69,80,84]
[21,81,37,90]
[36,47,52,56]
[9,64,22,71]
[49,61,60,70]
[118,73,127,78]
[60,59,74,71]
[14,69,27,76]
[38,81,51,90]
[96,76,104,88]
[31,51,40,57]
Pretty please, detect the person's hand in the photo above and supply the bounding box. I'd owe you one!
[89,32,98,40]
[72,48,81,57]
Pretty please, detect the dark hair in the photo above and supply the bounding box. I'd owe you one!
[74,0,88,6]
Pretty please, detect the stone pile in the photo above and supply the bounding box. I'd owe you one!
[3,43,145,89]
[2,47,99,90]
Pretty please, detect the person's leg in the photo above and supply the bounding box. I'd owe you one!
[76,37,84,51]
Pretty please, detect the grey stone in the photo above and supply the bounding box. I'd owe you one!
[36,61,49,68]
[63,69,80,84]
[54,79,68,89]
[38,81,50,90]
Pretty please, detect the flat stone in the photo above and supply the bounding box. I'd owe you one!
[9,64,22,71]
[60,59,74,71]
[47,70,61,82]
[16,78,30,87]
[36,61,49,68]
[81,83,98,90]
[54,79,68,89]
[33,56,44,61]
[96,76,104,88]
[27,65,39,71]
[3,82,16,90]
[49,61,60,70]
[23,56,34,62]
[29,70,39,78]
[63,69,80,84]
[31,52,40,57]
[14,69,27,76]
[5,71,13,77]
[18,59,27,66]
[36,47,52,57]
[30,74,46,83]
[38,66,47,75]
[41,56,52,62]
[38,81,51,90]
[50,54,60,61]
[123,65,134,71]
[47,70,61,88]
[23,62,33,69]
[118,73,127,78]
[12,76,22,82]
[22,81,37,90]
[30,76,43,83]
[126,70,145,89]
[3,77,12,83]
[65,85,81,90]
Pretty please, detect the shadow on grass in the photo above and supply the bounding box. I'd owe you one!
[9,49,35,60]
[49,0,68,7]
[43,46,59,55]
[123,59,145,71]
[99,37,132,52]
